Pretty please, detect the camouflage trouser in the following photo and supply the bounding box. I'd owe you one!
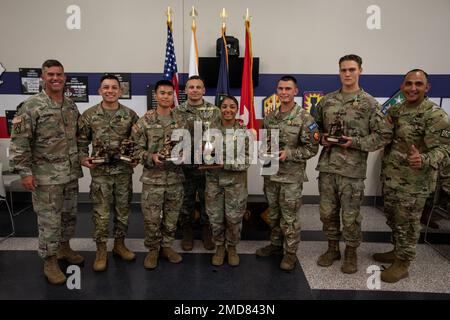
[32,180,78,259]
[178,167,209,227]
[90,174,133,242]
[383,186,427,261]
[205,176,247,246]
[441,178,450,195]
[264,179,302,254]
[319,173,364,247]
[141,183,184,249]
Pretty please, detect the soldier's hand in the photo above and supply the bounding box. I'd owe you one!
[21,175,36,191]
[152,153,163,166]
[279,150,287,162]
[82,157,97,169]
[321,133,333,148]
[338,135,353,149]
[408,144,422,169]
[130,160,139,168]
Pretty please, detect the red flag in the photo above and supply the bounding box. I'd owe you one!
[239,20,257,137]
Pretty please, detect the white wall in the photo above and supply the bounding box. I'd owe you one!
[1,0,450,196]
[1,0,449,73]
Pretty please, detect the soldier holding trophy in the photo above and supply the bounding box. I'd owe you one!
[315,54,392,274]
[173,75,221,251]
[131,80,185,270]
[78,74,139,272]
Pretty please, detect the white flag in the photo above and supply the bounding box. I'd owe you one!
[188,23,199,77]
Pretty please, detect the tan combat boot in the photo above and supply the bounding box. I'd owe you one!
[144,247,160,269]
[280,253,297,271]
[44,256,66,285]
[255,244,283,257]
[113,237,136,261]
[381,258,410,283]
[372,249,395,263]
[181,225,194,251]
[212,245,226,266]
[57,241,84,264]
[227,245,240,267]
[161,247,183,263]
[93,242,108,272]
[341,245,358,274]
[202,224,215,250]
[317,240,341,267]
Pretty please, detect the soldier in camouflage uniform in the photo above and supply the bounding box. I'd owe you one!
[374,69,450,283]
[78,74,139,272]
[315,54,393,274]
[256,75,320,271]
[205,95,250,267]
[132,80,185,269]
[9,60,83,285]
[173,75,220,251]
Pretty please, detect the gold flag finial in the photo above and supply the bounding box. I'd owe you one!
[190,6,198,29]
[220,8,228,32]
[166,6,173,25]
[244,8,251,22]
[189,6,198,18]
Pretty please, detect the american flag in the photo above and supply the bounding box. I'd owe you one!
[163,23,179,106]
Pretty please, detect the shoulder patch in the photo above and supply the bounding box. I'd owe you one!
[132,124,140,134]
[12,115,22,124]
[381,104,391,115]
[441,129,450,138]
[308,122,318,131]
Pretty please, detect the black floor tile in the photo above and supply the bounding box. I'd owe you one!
[0,251,311,300]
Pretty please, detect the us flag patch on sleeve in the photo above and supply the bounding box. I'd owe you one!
[441,129,450,138]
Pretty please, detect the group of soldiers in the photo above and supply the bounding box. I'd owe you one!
[8,55,450,286]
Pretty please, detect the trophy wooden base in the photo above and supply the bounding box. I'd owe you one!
[120,155,133,162]
[89,158,107,164]
[326,136,347,144]
[262,153,278,159]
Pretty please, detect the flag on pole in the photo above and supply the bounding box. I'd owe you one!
[163,19,179,106]
[188,9,199,77]
[239,17,257,136]
[215,29,230,106]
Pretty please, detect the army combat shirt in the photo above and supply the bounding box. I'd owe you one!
[315,89,393,179]
[9,91,82,185]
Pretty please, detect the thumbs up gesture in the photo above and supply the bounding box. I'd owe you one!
[407,144,422,169]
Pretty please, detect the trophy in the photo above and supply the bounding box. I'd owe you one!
[326,114,346,144]
[261,129,282,160]
[159,133,180,163]
[119,139,135,163]
[89,142,109,164]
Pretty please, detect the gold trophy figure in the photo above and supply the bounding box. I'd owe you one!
[159,133,180,163]
[119,139,135,163]
[326,113,345,144]
[90,141,109,164]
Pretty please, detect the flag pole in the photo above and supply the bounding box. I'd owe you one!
[189,6,199,77]
[166,6,173,28]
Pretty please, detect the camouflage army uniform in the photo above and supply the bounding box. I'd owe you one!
[132,109,185,249]
[9,91,82,259]
[173,100,221,227]
[205,121,250,246]
[262,103,319,254]
[78,103,138,242]
[382,98,450,261]
[439,157,450,195]
[315,89,392,247]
